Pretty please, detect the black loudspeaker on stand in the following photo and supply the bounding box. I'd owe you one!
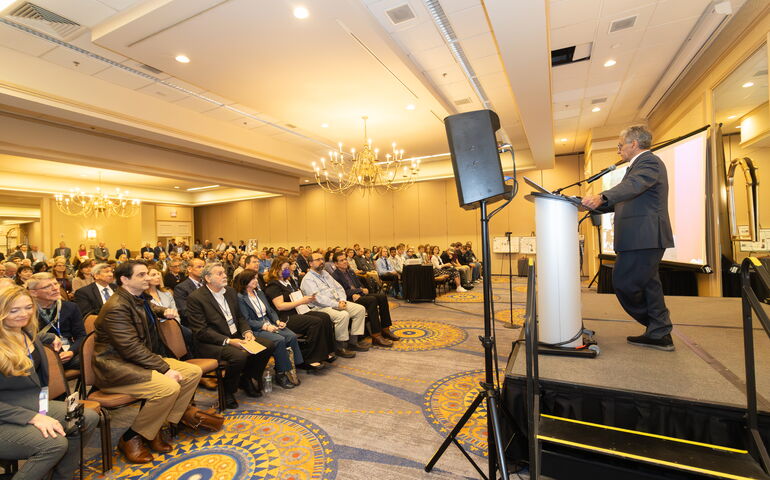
[425,109,515,479]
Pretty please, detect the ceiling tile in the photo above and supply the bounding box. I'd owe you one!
[410,43,457,70]
[599,0,657,18]
[40,46,111,75]
[552,61,590,92]
[424,64,466,86]
[550,20,597,50]
[0,23,57,57]
[459,31,496,58]
[70,32,126,63]
[438,0,483,14]
[446,5,489,40]
[549,0,602,29]
[173,95,221,113]
[649,0,711,26]
[135,82,189,102]
[394,21,445,52]
[640,16,696,48]
[92,65,154,89]
[203,106,243,122]
[95,0,145,10]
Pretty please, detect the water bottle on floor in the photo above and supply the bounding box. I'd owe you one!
[263,371,272,394]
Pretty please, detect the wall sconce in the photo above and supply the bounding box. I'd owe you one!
[86,229,97,240]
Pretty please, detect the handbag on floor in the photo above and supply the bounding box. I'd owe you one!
[181,405,224,432]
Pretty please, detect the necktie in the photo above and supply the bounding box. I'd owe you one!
[385,258,390,270]
[102,287,111,302]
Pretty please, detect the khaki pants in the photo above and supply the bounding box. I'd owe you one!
[317,302,365,342]
[100,358,202,440]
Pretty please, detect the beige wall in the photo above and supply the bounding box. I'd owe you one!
[195,155,583,274]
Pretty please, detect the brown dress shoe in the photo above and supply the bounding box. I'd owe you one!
[382,327,400,341]
[199,377,218,390]
[118,436,154,464]
[149,430,173,453]
[371,333,393,347]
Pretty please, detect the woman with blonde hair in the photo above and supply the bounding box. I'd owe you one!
[0,286,98,479]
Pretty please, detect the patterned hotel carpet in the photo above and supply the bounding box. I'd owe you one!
[80,279,532,480]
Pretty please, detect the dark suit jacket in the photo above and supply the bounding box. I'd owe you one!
[115,248,131,259]
[600,151,674,252]
[164,271,186,290]
[332,268,365,300]
[186,286,253,360]
[173,277,202,323]
[296,255,310,273]
[74,282,118,317]
[153,246,165,259]
[37,301,86,355]
[237,290,280,331]
[140,247,153,256]
[53,247,71,260]
[0,335,49,426]
[10,251,34,261]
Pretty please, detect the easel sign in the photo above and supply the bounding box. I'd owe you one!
[493,236,520,253]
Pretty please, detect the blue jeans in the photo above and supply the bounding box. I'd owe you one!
[254,327,303,373]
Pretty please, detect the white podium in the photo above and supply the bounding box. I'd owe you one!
[526,192,582,348]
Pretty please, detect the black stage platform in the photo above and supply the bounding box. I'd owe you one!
[502,291,770,479]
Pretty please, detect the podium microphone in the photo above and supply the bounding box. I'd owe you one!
[586,164,616,183]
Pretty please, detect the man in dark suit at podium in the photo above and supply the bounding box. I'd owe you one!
[582,126,674,351]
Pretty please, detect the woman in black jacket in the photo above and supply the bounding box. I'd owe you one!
[0,285,98,479]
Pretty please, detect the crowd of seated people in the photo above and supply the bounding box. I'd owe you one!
[0,237,480,474]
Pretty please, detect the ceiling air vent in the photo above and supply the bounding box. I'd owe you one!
[454,97,473,106]
[385,4,416,25]
[140,63,163,74]
[754,69,768,77]
[591,97,607,104]
[285,123,297,129]
[4,2,84,40]
[609,15,637,33]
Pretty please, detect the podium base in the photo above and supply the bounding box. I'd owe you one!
[539,332,599,358]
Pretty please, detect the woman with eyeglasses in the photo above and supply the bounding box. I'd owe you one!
[0,285,98,479]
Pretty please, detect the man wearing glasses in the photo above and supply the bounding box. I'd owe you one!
[27,272,86,369]
[300,253,367,357]
[582,126,675,351]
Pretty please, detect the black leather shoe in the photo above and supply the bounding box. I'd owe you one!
[239,377,262,398]
[275,373,295,389]
[300,363,324,373]
[348,343,370,352]
[224,393,239,409]
[325,354,337,363]
[627,334,675,351]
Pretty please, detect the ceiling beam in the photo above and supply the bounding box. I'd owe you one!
[484,0,554,170]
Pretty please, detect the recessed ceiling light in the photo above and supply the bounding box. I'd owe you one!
[321,123,329,128]
[743,81,754,88]
[293,6,309,19]
[736,125,742,129]
[591,107,601,112]
[173,186,180,189]
[603,59,616,67]
[175,54,190,64]
[304,180,310,183]
[727,115,737,119]
[406,104,416,110]
[560,138,568,142]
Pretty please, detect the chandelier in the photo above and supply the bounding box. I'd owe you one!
[312,116,420,194]
[54,186,141,218]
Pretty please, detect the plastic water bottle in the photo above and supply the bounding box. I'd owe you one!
[263,371,272,394]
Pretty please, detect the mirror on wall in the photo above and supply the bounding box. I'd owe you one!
[713,44,769,258]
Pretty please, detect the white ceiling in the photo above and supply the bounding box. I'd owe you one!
[713,44,768,131]
[0,0,748,196]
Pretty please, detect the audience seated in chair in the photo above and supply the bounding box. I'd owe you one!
[0,285,98,479]
[73,263,116,318]
[27,273,86,370]
[173,258,205,325]
[185,263,275,409]
[92,261,202,464]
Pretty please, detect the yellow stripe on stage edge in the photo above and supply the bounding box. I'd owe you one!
[540,414,748,454]
[750,257,762,267]
[536,435,759,480]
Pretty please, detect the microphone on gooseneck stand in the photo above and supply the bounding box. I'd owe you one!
[586,164,617,183]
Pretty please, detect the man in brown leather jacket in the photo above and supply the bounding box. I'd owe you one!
[93,261,202,464]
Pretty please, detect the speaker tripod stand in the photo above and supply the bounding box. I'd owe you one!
[425,199,512,480]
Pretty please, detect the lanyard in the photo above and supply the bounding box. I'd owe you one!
[249,292,266,318]
[312,271,340,300]
[22,334,33,363]
[39,300,63,338]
